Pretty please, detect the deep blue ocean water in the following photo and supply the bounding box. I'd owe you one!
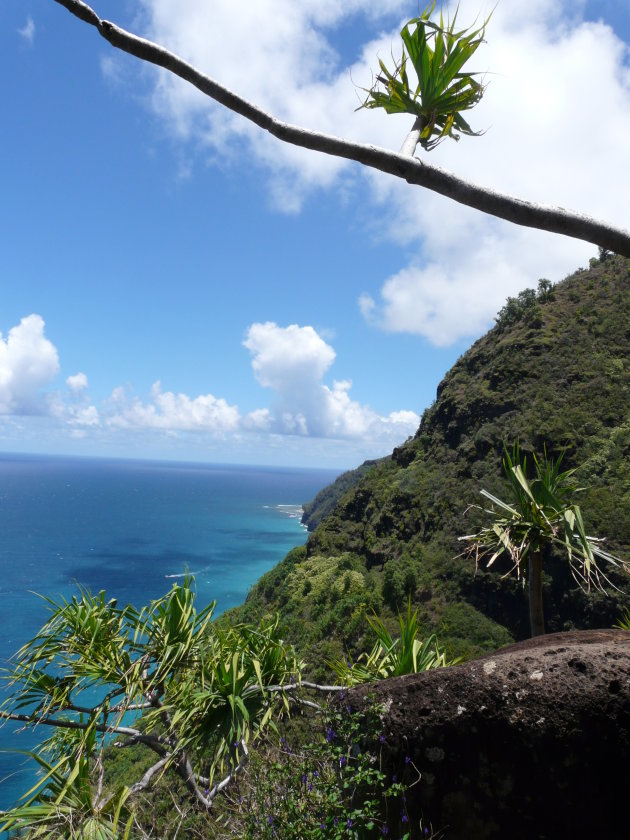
[0,453,340,811]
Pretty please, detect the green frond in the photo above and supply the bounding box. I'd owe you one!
[461,442,629,592]
[328,601,456,685]
[360,3,490,150]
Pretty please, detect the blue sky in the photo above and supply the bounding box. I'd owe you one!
[1,0,629,468]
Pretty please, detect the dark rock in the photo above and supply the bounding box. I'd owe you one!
[347,630,630,839]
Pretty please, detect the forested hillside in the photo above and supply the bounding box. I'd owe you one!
[232,254,630,668]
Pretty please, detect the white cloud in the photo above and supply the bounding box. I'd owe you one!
[0,311,415,454]
[68,405,100,427]
[243,408,273,431]
[66,372,89,392]
[245,322,336,391]
[0,315,59,414]
[356,2,630,342]
[97,327,417,449]
[106,381,241,433]
[132,0,629,344]
[243,322,419,442]
[18,17,35,46]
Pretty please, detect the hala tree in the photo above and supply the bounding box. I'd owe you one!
[50,0,630,256]
[0,578,450,837]
[459,445,630,636]
[0,579,306,836]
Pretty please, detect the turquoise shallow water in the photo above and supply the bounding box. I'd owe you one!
[0,453,340,810]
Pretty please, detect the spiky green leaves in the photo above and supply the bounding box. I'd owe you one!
[328,602,457,685]
[460,444,629,592]
[361,2,489,151]
[0,577,302,836]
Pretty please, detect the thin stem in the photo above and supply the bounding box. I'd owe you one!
[399,116,427,157]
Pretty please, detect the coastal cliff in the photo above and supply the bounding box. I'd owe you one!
[236,254,630,665]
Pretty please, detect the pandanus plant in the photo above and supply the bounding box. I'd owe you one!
[460,445,629,637]
[329,602,457,685]
[360,2,490,155]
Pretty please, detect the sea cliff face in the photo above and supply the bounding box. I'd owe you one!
[237,255,630,666]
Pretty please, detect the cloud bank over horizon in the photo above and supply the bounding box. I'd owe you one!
[0,314,419,456]
[132,0,630,345]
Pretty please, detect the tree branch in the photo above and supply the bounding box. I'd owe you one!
[53,0,630,257]
[127,755,171,796]
[0,711,168,754]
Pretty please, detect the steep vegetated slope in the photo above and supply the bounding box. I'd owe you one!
[233,255,630,669]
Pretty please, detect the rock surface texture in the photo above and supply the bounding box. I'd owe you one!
[347,630,630,839]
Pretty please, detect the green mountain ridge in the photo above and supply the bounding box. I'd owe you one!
[231,254,630,669]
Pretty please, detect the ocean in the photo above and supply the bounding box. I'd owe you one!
[0,453,340,811]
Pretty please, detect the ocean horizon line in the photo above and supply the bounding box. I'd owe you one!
[0,449,344,476]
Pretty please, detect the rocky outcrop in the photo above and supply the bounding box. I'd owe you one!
[347,630,630,839]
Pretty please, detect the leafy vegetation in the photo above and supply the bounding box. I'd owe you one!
[301,461,383,532]
[226,700,424,839]
[459,445,628,636]
[0,582,448,838]
[360,2,489,150]
[329,604,457,685]
[0,579,301,836]
[494,278,555,332]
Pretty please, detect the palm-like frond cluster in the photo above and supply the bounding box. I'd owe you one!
[460,445,628,591]
[329,603,458,685]
[361,2,489,150]
[0,578,302,837]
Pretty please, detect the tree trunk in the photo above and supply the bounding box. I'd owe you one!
[528,550,545,637]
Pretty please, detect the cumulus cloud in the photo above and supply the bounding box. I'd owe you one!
[0,313,415,453]
[243,322,419,441]
[133,0,629,343]
[0,315,59,414]
[66,372,89,392]
[67,405,100,427]
[106,381,240,433]
[18,17,35,46]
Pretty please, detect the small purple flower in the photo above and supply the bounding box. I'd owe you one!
[347,819,353,828]
[334,817,339,827]
[379,734,386,744]
[267,816,274,826]
[402,814,409,824]
[392,774,397,783]
[308,783,313,792]
[326,727,336,742]
[405,755,411,765]
[339,755,347,767]
[301,773,307,784]
[382,826,389,836]
[424,828,430,837]
[313,770,319,778]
